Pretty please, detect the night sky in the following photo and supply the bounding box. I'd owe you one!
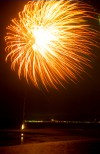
[0,0,100,128]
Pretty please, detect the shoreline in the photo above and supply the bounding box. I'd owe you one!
[0,139,100,154]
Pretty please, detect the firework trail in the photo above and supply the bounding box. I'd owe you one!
[5,0,97,89]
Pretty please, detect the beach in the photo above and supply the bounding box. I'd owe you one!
[0,128,100,154]
[0,139,100,154]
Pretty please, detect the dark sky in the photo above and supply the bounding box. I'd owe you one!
[0,0,100,128]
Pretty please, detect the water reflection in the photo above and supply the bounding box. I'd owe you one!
[21,133,24,143]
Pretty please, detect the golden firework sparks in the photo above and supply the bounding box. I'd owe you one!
[5,0,97,89]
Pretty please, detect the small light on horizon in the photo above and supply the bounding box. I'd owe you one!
[21,123,25,130]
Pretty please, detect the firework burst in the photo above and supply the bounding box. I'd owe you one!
[5,0,97,89]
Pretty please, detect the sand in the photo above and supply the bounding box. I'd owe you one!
[0,139,100,154]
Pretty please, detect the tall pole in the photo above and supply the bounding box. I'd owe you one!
[21,97,26,130]
[23,97,26,123]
